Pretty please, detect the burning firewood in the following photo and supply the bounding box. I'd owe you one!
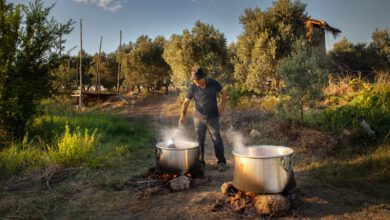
[125,166,207,197]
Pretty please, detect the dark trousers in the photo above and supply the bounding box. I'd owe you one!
[194,116,226,164]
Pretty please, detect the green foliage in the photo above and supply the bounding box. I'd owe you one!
[85,52,119,90]
[47,125,98,166]
[0,0,73,143]
[122,35,171,93]
[329,38,376,73]
[245,32,277,93]
[225,84,242,107]
[0,136,47,178]
[163,21,229,87]
[0,100,153,179]
[370,28,390,71]
[28,107,145,146]
[323,81,390,138]
[234,0,308,93]
[277,39,330,121]
[329,29,390,72]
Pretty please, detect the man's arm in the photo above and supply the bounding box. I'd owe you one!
[218,89,227,117]
[179,98,191,125]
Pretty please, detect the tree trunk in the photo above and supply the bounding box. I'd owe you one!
[165,85,169,95]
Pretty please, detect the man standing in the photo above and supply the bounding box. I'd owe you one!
[179,67,227,172]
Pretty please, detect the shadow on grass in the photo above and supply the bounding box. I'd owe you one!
[310,156,390,202]
[293,168,388,219]
[292,142,389,218]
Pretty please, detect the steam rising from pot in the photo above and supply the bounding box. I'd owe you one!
[160,127,193,148]
[226,127,247,151]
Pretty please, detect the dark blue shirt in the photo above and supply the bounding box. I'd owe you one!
[186,78,223,119]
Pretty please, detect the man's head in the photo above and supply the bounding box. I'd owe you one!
[191,67,206,87]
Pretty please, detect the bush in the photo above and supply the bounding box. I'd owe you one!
[47,125,98,166]
[225,84,241,107]
[258,95,280,111]
[323,81,390,138]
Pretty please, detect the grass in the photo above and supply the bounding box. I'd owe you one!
[0,99,154,179]
[0,99,156,219]
[0,137,47,178]
[305,142,390,201]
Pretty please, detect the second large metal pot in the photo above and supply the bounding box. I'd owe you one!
[155,141,199,175]
[232,145,295,193]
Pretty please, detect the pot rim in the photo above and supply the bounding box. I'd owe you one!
[232,145,294,159]
[156,141,199,150]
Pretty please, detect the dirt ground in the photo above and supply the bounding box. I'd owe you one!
[114,93,389,219]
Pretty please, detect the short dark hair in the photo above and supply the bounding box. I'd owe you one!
[191,67,206,80]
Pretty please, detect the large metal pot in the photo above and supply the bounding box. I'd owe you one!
[155,141,199,175]
[232,145,295,193]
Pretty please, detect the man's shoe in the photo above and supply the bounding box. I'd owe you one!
[217,163,227,172]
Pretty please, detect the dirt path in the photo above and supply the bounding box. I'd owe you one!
[115,93,389,219]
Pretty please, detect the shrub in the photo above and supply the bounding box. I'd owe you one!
[225,84,241,107]
[259,95,280,112]
[324,75,364,98]
[47,125,99,166]
[323,80,390,138]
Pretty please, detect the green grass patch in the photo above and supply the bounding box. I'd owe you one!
[0,100,154,179]
[309,143,390,201]
[0,137,48,178]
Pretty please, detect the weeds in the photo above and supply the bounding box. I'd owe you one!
[0,101,153,179]
[323,78,390,137]
[47,125,98,166]
[0,136,47,178]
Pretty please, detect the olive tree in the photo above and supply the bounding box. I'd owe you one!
[234,0,308,94]
[277,39,330,121]
[163,21,229,88]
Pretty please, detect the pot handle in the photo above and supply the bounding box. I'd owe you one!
[281,155,294,173]
[155,148,162,160]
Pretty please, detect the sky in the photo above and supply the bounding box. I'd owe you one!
[9,0,390,55]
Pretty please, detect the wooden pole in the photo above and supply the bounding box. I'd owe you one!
[117,30,122,93]
[59,28,62,57]
[67,59,70,87]
[79,19,83,109]
[97,36,102,105]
